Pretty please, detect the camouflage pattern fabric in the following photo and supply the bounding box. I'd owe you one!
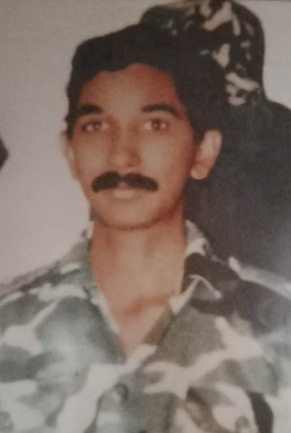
[0,221,291,433]
[141,0,265,107]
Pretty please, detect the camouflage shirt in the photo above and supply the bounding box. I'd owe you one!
[0,222,291,433]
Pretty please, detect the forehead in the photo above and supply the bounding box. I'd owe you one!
[78,64,184,110]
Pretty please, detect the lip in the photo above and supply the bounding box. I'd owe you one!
[109,183,144,200]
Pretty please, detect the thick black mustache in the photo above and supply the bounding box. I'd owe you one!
[91,172,158,192]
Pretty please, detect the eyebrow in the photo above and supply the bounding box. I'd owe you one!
[142,104,179,118]
[73,104,103,121]
[72,103,179,122]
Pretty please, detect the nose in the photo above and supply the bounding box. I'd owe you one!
[108,128,140,171]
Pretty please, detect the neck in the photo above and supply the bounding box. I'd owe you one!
[90,213,187,303]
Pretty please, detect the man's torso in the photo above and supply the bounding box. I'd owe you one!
[0,223,291,433]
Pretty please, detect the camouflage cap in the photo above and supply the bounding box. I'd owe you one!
[141,0,266,107]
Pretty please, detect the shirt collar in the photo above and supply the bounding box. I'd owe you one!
[61,220,216,299]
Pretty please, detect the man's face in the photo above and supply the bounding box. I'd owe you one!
[65,64,220,230]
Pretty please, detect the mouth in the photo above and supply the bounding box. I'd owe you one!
[109,182,145,200]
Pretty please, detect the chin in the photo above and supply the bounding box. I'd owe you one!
[90,193,185,231]
[96,214,162,231]
[93,203,183,232]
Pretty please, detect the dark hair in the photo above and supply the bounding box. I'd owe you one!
[65,24,229,140]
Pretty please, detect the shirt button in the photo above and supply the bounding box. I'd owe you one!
[111,382,129,402]
[0,411,13,431]
[235,416,252,432]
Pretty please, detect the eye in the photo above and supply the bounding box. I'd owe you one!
[81,120,109,133]
[143,118,169,132]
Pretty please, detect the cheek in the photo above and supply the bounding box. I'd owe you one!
[72,144,103,179]
[151,138,196,177]
[165,148,197,193]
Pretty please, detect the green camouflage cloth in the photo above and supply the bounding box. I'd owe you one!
[0,221,291,433]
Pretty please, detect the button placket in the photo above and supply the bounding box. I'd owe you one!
[96,381,130,431]
[111,382,129,403]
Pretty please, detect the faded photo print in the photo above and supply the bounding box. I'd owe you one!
[0,1,291,432]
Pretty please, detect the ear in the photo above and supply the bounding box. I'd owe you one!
[60,132,78,178]
[190,130,222,180]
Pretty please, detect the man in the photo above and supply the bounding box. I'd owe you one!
[0,23,290,433]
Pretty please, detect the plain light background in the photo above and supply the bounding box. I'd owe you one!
[0,0,290,280]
